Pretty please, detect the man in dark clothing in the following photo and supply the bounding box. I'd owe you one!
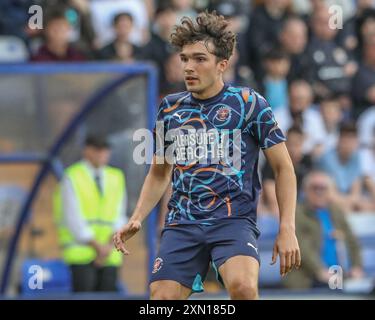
[279,16,313,83]
[0,0,37,43]
[337,5,375,60]
[352,33,375,118]
[97,12,142,62]
[141,6,177,89]
[307,7,356,100]
[242,0,291,85]
[31,9,86,62]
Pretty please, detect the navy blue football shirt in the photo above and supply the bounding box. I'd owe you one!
[154,84,286,226]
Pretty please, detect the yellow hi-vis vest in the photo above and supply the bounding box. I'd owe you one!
[53,162,125,266]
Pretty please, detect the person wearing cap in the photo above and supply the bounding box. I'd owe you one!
[53,135,127,292]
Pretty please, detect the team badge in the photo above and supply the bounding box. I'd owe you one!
[216,106,231,121]
[152,257,163,273]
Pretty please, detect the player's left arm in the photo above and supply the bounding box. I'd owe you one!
[263,143,301,276]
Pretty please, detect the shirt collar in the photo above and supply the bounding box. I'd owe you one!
[82,160,104,178]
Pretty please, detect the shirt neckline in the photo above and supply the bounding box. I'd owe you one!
[82,160,104,178]
[190,84,228,104]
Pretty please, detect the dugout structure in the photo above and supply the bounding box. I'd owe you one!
[0,63,158,297]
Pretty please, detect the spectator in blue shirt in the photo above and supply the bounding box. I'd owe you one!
[317,122,373,212]
[262,48,290,112]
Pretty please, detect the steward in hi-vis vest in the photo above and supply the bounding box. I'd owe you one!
[54,135,127,292]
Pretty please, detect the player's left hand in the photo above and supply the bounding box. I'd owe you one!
[270,227,301,277]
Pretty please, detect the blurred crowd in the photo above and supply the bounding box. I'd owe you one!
[1,0,375,293]
[1,0,375,217]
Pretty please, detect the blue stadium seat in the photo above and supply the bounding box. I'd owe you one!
[259,251,282,288]
[362,247,375,276]
[21,259,72,296]
[257,215,279,250]
[347,214,375,276]
[348,214,375,239]
[0,36,29,63]
[116,280,128,295]
[258,215,279,239]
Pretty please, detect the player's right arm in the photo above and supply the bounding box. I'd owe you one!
[113,155,173,255]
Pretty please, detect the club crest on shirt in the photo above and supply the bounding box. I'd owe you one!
[152,257,163,273]
[216,106,231,121]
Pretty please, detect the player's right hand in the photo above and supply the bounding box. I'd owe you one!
[113,220,142,255]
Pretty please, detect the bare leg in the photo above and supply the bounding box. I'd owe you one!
[218,255,260,300]
[150,280,191,300]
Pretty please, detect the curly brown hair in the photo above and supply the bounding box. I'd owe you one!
[170,11,236,61]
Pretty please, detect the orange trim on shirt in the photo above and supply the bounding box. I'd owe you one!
[183,117,206,126]
[225,196,232,216]
[207,196,217,208]
[193,167,222,175]
[164,101,180,113]
[176,163,196,171]
[241,88,250,103]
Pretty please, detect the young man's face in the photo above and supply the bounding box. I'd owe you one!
[264,58,290,78]
[46,18,71,45]
[320,100,342,128]
[289,83,313,113]
[179,41,228,96]
[280,20,307,54]
[114,16,133,41]
[286,131,304,163]
[338,133,358,159]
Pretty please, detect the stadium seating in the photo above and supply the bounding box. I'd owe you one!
[0,36,29,63]
[259,250,282,288]
[21,259,72,296]
[348,214,375,276]
[257,212,375,288]
[257,215,281,287]
[257,214,279,250]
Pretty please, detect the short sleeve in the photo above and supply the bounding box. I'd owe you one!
[153,98,173,156]
[245,91,286,149]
